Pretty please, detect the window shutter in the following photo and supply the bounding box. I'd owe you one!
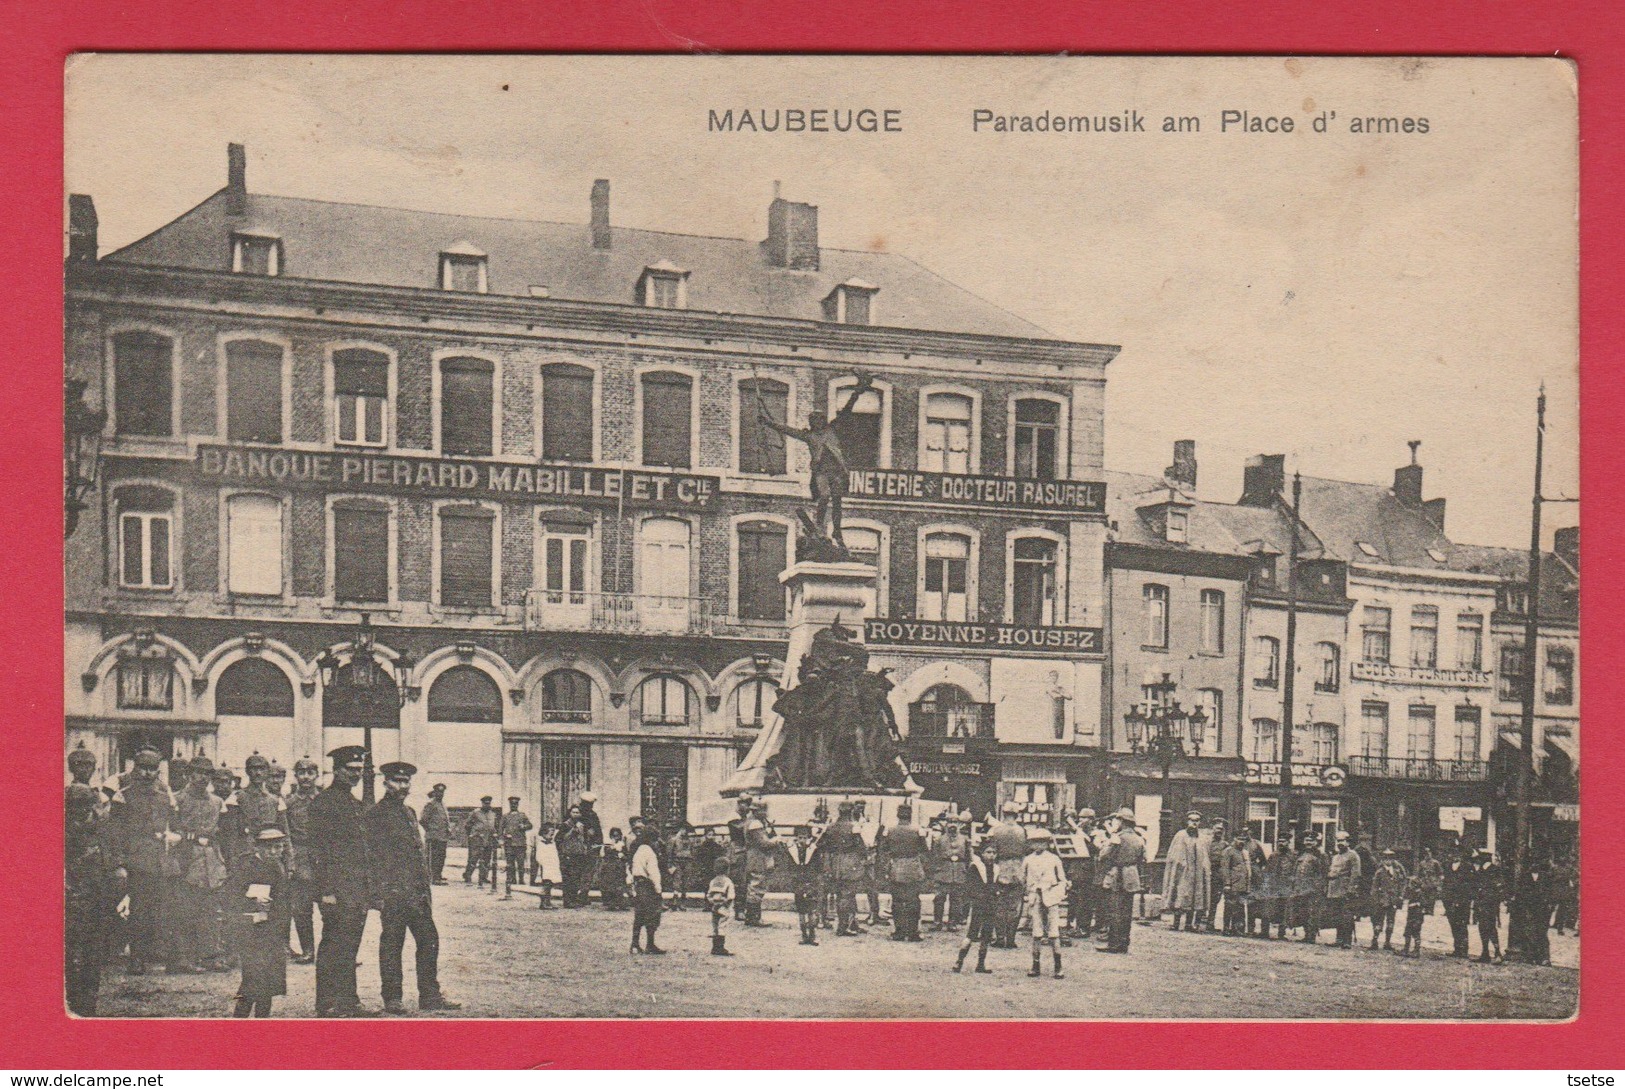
[440,358,494,457]
[738,379,788,475]
[737,521,788,621]
[641,372,693,467]
[541,364,594,461]
[226,341,284,443]
[333,505,389,603]
[440,508,494,607]
[333,350,389,397]
[114,332,173,437]
[227,494,282,596]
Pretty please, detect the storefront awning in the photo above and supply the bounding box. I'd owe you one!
[1108,754,1250,783]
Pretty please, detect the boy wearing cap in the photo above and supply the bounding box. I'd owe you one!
[953,840,1001,974]
[706,857,736,956]
[367,761,461,1013]
[1369,848,1408,951]
[1022,828,1067,978]
[231,829,292,1017]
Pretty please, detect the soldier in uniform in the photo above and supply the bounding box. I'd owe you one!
[367,761,462,1014]
[822,802,868,935]
[172,755,229,973]
[742,803,779,927]
[1292,833,1328,943]
[65,747,112,1015]
[928,815,969,931]
[726,795,754,921]
[1097,808,1147,954]
[106,747,177,975]
[229,753,289,863]
[283,756,321,963]
[988,802,1029,948]
[307,745,376,1017]
[498,795,533,899]
[1441,842,1476,958]
[463,796,498,887]
[265,761,289,803]
[881,804,928,942]
[419,783,451,885]
[1258,837,1297,940]
[1472,848,1505,964]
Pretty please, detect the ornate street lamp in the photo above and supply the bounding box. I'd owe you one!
[64,378,106,539]
[316,614,417,803]
[1125,672,1210,851]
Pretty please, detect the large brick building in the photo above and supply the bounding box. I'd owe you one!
[64,145,1117,834]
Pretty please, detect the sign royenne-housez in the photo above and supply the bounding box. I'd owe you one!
[865,618,1103,655]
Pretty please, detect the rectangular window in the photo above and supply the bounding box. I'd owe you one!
[1253,636,1280,689]
[1247,798,1278,850]
[540,522,590,606]
[225,340,284,443]
[333,505,389,603]
[1250,719,1279,762]
[1410,605,1439,669]
[226,494,282,596]
[1310,722,1339,765]
[117,658,174,710]
[842,288,872,326]
[644,274,682,309]
[1360,702,1389,760]
[441,254,486,293]
[1011,537,1057,626]
[922,393,974,474]
[1406,705,1436,762]
[737,522,789,622]
[1361,606,1391,664]
[1199,589,1225,654]
[1309,801,1341,847]
[1013,399,1060,479]
[1498,645,1525,702]
[641,372,693,468]
[1166,509,1189,544]
[119,511,173,589]
[1142,584,1169,648]
[333,350,388,448]
[1544,646,1574,706]
[922,534,969,622]
[1196,688,1223,753]
[540,364,595,462]
[1456,612,1484,671]
[113,331,173,438]
[440,509,495,608]
[232,234,280,276]
[440,358,494,457]
[739,378,789,476]
[1315,643,1341,693]
[832,385,883,471]
[1453,705,1482,763]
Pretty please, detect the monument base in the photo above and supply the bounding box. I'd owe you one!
[693,789,951,829]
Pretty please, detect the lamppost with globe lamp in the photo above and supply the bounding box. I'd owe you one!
[315,614,416,804]
[1123,672,1209,853]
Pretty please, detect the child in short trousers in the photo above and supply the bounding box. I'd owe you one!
[707,858,736,957]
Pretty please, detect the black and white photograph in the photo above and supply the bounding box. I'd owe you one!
[62,54,1578,1021]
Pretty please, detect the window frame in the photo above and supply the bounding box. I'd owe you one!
[325,495,396,608]
[634,366,700,470]
[1405,703,1437,762]
[222,490,286,598]
[1360,701,1390,760]
[1198,589,1226,655]
[639,268,689,309]
[733,373,794,478]
[433,351,501,458]
[918,525,978,623]
[1142,583,1170,650]
[840,518,890,617]
[535,512,596,610]
[439,251,489,293]
[1195,687,1224,754]
[1006,528,1064,626]
[1361,604,1392,665]
[1409,605,1440,669]
[828,376,893,471]
[917,385,981,475]
[218,334,290,445]
[1456,611,1485,671]
[540,668,595,724]
[113,485,178,591]
[637,673,694,728]
[537,361,599,463]
[1543,645,1575,706]
[1498,643,1526,703]
[1249,718,1280,762]
[106,325,179,440]
[425,664,505,725]
[733,676,781,731]
[1452,704,1483,763]
[732,515,792,623]
[433,500,501,611]
[1253,635,1281,689]
[116,655,176,711]
[326,343,395,450]
[1314,641,1341,693]
[1008,393,1069,481]
[230,232,283,277]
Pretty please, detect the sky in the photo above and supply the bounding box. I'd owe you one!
[64,54,1579,549]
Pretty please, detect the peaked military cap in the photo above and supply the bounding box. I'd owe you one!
[327,745,367,765]
[379,761,418,777]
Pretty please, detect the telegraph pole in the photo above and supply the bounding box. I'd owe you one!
[1278,471,1302,844]
[1512,389,1546,909]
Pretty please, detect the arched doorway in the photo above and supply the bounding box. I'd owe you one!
[321,659,401,769]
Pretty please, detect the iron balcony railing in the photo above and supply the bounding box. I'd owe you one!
[1347,755,1488,781]
[524,589,717,636]
[908,701,996,740]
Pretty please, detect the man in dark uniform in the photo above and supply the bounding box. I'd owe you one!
[498,795,533,899]
[65,746,112,1015]
[463,796,498,887]
[308,745,376,1017]
[822,802,868,935]
[106,747,177,976]
[419,783,451,885]
[1472,848,1505,963]
[1441,842,1476,958]
[726,795,755,921]
[367,762,461,1015]
[283,755,321,963]
[1097,808,1147,954]
[881,804,928,941]
[230,753,289,863]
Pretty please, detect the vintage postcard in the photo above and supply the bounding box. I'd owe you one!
[62,54,1578,1021]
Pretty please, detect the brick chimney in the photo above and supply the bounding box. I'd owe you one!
[1164,439,1198,490]
[226,142,247,217]
[1554,525,1579,569]
[1393,439,1425,507]
[67,194,98,262]
[590,179,611,250]
[1239,454,1285,507]
[765,186,819,270]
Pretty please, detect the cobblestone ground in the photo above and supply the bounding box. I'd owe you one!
[94,881,1577,1020]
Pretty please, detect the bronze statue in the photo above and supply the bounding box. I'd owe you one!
[764,620,908,791]
[756,373,876,559]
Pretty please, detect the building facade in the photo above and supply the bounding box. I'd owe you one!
[65,145,1116,834]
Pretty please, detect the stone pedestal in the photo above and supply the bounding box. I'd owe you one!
[719,560,880,798]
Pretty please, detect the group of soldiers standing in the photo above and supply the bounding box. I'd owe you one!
[64,743,461,1018]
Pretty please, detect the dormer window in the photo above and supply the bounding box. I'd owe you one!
[823,279,879,325]
[638,261,689,309]
[439,243,488,293]
[1166,509,1189,544]
[231,231,281,276]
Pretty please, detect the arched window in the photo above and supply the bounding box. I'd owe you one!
[216,658,295,717]
[541,668,593,723]
[1315,642,1341,693]
[115,486,176,590]
[641,371,693,468]
[921,392,974,473]
[426,665,503,724]
[113,330,173,437]
[322,661,400,730]
[440,356,494,457]
[637,674,693,727]
[912,683,983,738]
[225,340,284,443]
[733,677,780,730]
[540,363,594,462]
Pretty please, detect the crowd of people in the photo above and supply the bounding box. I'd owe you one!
[65,743,460,1019]
[66,746,1579,1018]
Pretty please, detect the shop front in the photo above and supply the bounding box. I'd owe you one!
[1103,752,1250,859]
